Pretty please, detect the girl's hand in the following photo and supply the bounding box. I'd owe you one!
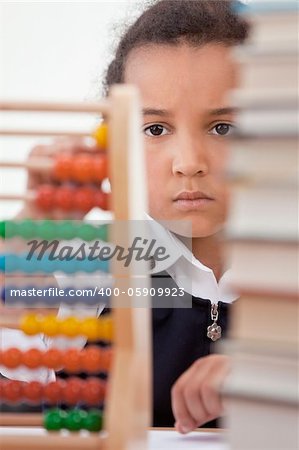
[171,354,231,433]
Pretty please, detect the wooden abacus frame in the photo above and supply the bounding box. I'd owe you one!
[0,86,152,450]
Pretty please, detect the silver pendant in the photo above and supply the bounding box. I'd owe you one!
[207,322,222,341]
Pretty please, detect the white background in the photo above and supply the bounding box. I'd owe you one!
[0,1,144,218]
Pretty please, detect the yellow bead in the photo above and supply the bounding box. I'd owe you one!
[100,317,114,342]
[20,314,41,336]
[40,315,59,337]
[58,317,81,338]
[92,124,108,149]
[80,318,100,341]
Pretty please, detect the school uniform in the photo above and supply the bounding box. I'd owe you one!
[0,218,238,427]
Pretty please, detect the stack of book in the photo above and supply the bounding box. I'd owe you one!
[223,2,298,449]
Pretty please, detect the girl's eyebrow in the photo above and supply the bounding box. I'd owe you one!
[142,108,171,117]
[208,107,238,116]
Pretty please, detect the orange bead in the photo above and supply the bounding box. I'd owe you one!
[43,348,62,370]
[102,347,113,372]
[91,155,108,182]
[72,155,93,183]
[44,379,65,404]
[63,348,82,373]
[36,185,55,211]
[23,381,43,404]
[4,380,24,403]
[55,186,74,211]
[1,348,22,369]
[94,190,109,211]
[22,348,42,369]
[81,346,102,373]
[81,378,105,405]
[53,154,73,181]
[63,377,84,405]
[74,187,95,212]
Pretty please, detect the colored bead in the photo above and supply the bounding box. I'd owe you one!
[53,154,73,181]
[80,318,100,341]
[59,317,81,337]
[0,254,5,271]
[102,347,113,372]
[0,220,5,238]
[40,315,60,337]
[59,221,77,239]
[64,408,88,432]
[6,220,19,238]
[4,380,23,403]
[20,314,41,336]
[97,224,109,241]
[36,185,55,210]
[82,409,103,432]
[38,220,57,240]
[100,317,114,342]
[92,155,108,181]
[81,346,102,373]
[43,349,62,370]
[44,408,67,431]
[92,123,108,149]
[62,377,84,405]
[72,155,93,183]
[55,186,73,211]
[77,223,97,241]
[18,220,36,239]
[81,378,105,405]
[74,187,94,212]
[94,190,109,211]
[1,348,22,369]
[43,380,65,404]
[63,348,82,373]
[23,381,43,404]
[22,348,42,369]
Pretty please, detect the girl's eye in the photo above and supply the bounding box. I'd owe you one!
[209,123,235,137]
[143,124,168,137]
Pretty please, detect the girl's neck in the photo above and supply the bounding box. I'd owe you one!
[180,233,225,282]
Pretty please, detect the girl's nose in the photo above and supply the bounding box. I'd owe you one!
[172,137,208,178]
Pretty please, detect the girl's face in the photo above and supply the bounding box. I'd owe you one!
[124,43,238,237]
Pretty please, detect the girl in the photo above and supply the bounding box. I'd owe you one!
[1,0,249,433]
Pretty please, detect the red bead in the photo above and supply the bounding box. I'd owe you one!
[63,348,82,373]
[43,348,62,370]
[22,348,42,369]
[81,378,105,406]
[4,380,23,403]
[94,190,109,211]
[36,185,55,210]
[63,377,84,405]
[73,187,95,212]
[1,348,22,369]
[81,346,102,373]
[44,380,66,404]
[55,186,74,211]
[92,155,108,182]
[23,381,43,404]
[102,348,113,372]
[72,155,93,183]
[53,154,73,181]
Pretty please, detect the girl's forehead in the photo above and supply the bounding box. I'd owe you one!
[124,43,238,112]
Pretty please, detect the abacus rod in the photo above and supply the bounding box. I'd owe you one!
[0,99,110,115]
[0,130,90,138]
[0,413,43,427]
[0,434,105,450]
[0,159,52,171]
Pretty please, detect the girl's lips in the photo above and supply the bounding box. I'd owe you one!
[173,197,214,211]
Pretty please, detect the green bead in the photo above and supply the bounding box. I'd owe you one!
[19,220,36,239]
[44,408,67,431]
[38,220,57,240]
[97,224,108,242]
[59,221,77,240]
[83,409,103,432]
[5,221,19,239]
[0,221,6,238]
[65,408,88,431]
[78,224,97,242]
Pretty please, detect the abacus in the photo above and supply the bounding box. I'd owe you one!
[0,86,152,450]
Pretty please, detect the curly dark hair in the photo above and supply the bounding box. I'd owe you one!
[103,0,249,95]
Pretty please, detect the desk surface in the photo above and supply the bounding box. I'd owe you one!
[0,427,229,450]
